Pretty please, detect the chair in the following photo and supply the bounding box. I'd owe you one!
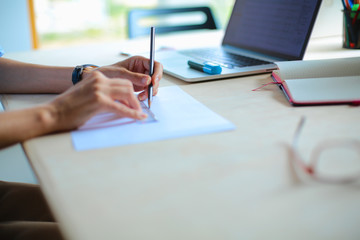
[127,6,217,39]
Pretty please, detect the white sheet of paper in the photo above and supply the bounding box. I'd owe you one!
[71,86,235,151]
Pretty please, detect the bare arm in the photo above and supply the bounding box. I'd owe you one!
[0,104,57,148]
[0,58,73,93]
[0,56,163,95]
[0,71,147,149]
[0,55,163,149]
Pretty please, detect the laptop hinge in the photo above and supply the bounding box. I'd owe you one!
[221,45,287,62]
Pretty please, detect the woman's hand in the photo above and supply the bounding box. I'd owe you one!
[48,71,147,132]
[86,56,163,101]
[0,56,163,148]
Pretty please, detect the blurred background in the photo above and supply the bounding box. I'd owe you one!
[0,0,235,52]
[0,0,343,53]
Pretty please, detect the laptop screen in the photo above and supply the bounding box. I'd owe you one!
[223,0,322,60]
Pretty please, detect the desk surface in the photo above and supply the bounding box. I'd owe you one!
[4,31,360,240]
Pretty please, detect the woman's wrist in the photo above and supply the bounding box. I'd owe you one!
[81,67,97,82]
[36,103,60,134]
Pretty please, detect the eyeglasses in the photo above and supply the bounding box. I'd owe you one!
[290,116,360,184]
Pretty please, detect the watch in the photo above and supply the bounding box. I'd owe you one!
[71,64,99,85]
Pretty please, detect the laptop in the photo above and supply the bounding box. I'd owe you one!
[156,0,322,82]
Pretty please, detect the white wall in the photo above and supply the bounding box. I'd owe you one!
[0,0,32,53]
[312,0,343,38]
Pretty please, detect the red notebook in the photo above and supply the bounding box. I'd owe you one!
[272,57,360,106]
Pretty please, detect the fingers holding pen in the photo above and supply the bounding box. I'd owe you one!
[66,71,146,123]
[152,60,163,96]
[97,56,163,101]
[49,57,163,132]
[136,60,163,101]
[120,60,162,95]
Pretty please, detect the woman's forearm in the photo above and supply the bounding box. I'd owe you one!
[0,58,73,93]
[0,104,58,149]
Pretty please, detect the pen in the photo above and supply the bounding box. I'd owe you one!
[352,3,360,25]
[187,60,222,75]
[148,26,155,108]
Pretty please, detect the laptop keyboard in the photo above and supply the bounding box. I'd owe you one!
[180,48,272,68]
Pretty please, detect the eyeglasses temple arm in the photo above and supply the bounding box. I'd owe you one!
[292,116,306,147]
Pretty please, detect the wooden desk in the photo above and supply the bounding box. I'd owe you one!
[3,31,360,240]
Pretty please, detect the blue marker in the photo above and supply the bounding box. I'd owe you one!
[188,60,222,75]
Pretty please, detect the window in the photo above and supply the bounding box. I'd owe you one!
[33,0,234,49]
